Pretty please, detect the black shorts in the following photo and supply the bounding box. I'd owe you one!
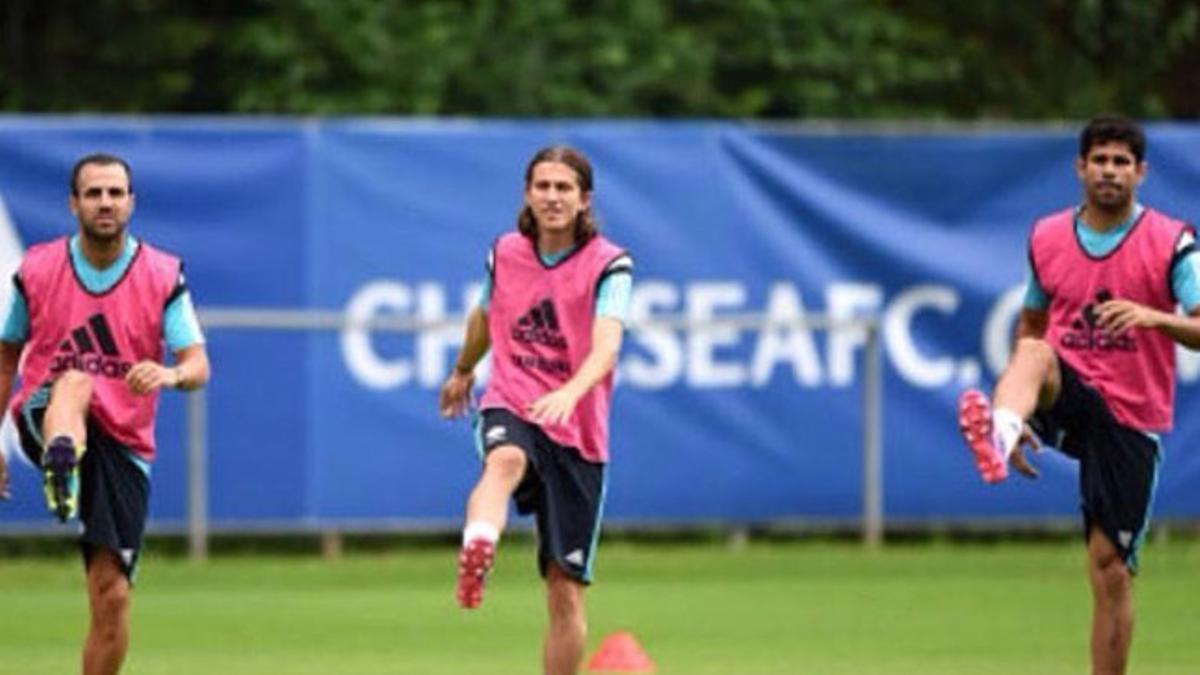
[477,408,607,584]
[15,381,150,581]
[1030,359,1160,573]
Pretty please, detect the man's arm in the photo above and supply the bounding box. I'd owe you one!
[526,316,623,426]
[1015,308,1049,341]
[1159,306,1200,349]
[1105,242,1200,349]
[126,276,210,395]
[170,343,211,391]
[125,343,210,395]
[439,305,491,418]
[0,340,23,499]
[453,305,491,376]
[1093,301,1200,349]
[0,340,21,413]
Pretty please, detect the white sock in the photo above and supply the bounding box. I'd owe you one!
[462,521,499,547]
[992,408,1024,461]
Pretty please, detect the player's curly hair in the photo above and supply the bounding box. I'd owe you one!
[516,145,597,245]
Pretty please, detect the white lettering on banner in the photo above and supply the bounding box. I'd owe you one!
[686,282,747,388]
[882,285,960,388]
[624,281,682,389]
[339,279,1200,390]
[825,283,884,386]
[749,283,823,387]
[342,281,414,389]
[415,283,464,386]
[983,285,1025,377]
[342,280,482,389]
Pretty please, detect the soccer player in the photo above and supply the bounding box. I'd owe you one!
[957,115,1200,675]
[0,153,210,675]
[439,145,633,675]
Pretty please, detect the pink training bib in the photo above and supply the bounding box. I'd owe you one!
[480,232,626,463]
[10,237,181,461]
[1030,207,1191,432]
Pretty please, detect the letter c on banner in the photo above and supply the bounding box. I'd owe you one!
[983,285,1025,378]
[882,284,959,388]
[341,281,413,389]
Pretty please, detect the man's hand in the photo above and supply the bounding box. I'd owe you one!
[125,360,179,395]
[1009,423,1042,479]
[526,387,581,427]
[1094,299,1164,334]
[0,450,9,500]
[439,371,475,419]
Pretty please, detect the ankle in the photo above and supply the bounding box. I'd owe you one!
[992,408,1023,460]
[463,521,499,547]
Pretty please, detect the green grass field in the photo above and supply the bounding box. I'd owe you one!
[0,539,1196,674]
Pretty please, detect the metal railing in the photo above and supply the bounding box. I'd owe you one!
[184,308,885,560]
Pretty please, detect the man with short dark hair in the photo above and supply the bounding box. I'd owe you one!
[957,115,1200,674]
[0,152,210,674]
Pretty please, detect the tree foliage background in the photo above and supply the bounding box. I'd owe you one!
[1,0,1198,118]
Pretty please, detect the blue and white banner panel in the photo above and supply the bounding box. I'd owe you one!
[0,118,1198,529]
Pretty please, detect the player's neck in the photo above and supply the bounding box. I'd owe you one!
[77,232,127,270]
[1078,201,1136,234]
[537,230,575,257]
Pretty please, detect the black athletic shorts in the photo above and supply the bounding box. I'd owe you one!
[477,408,607,584]
[1030,358,1160,573]
[14,381,150,581]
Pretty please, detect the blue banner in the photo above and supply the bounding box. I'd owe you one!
[1,118,1198,529]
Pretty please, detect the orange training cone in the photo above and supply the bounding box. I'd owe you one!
[585,631,656,673]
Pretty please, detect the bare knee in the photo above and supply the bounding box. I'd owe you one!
[484,445,527,484]
[1013,337,1055,369]
[48,370,94,425]
[1089,536,1132,602]
[52,370,94,401]
[546,566,586,627]
[1094,556,1130,594]
[87,554,131,635]
[89,578,130,638]
[1012,337,1061,405]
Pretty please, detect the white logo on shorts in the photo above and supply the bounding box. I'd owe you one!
[564,549,585,567]
[1118,530,1133,548]
[486,426,507,443]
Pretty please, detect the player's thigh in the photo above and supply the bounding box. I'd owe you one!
[79,430,150,582]
[534,442,605,583]
[1079,426,1158,571]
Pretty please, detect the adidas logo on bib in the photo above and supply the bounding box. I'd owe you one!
[511,298,567,350]
[50,313,133,379]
